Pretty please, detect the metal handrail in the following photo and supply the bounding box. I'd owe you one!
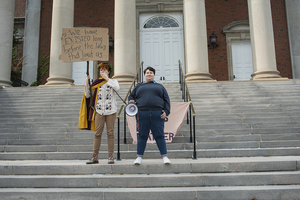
[116,61,144,160]
[178,60,197,159]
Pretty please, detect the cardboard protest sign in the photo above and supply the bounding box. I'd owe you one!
[59,27,109,62]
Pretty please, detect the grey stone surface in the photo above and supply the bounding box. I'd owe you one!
[1,81,300,199]
[0,186,300,200]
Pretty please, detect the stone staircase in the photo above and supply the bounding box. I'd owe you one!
[0,80,300,199]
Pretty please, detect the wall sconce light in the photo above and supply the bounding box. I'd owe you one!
[208,31,219,49]
[109,37,114,52]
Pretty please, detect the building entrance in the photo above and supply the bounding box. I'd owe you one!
[140,13,184,83]
[232,41,253,81]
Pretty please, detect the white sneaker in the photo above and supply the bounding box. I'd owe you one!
[163,157,171,164]
[134,157,142,165]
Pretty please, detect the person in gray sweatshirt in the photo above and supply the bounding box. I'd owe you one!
[128,66,171,165]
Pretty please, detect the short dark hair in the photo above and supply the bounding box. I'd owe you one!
[144,66,155,75]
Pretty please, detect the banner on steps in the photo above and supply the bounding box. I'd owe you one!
[59,27,109,62]
[126,102,190,144]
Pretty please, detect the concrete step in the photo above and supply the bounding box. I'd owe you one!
[1,80,300,159]
[0,157,299,199]
[0,147,300,160]
[0,185,299,200]
[1,171,300,188]
[1,157,299,175]
[1,81,300,199]
[2,139,300,153]
[3,112,299,125]
[0,133,265,145]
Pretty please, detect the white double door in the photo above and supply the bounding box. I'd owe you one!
[140,16,184,83]
[232,41,253,81]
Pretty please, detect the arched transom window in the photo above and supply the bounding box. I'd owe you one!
[143,16,179,28]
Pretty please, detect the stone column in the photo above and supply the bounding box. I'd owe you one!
[45,0,74,86]
[22,0,41,86]
[285,0,300,79]
[0,0,15,87]
[183,0,214,82]
[113,0,136,85]
[247,0,285,80]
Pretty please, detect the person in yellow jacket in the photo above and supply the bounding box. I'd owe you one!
[78,62,120,164]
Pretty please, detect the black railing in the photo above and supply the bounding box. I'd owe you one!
[178,60,197,159]
[11,77,29,87]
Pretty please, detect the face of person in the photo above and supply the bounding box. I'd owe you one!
[99,68,109,77]
[145,69,155,82]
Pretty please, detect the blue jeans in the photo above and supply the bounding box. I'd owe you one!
[136,110,167,157]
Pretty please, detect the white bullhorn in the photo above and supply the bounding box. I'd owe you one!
[113,88,138,116]
[125,103,138,116]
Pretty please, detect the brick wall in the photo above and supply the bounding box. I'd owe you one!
[271,0,292,79]
[206,0,249,81]
[14,0,26,17]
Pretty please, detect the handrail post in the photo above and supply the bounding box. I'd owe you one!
[189,104,192,143]
[124,107,127,144]
[179,63,182,88]
[193,115,197,159]
[117,117,121,161]
[186,91,189,124]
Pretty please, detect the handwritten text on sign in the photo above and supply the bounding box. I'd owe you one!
[59,27,109,62]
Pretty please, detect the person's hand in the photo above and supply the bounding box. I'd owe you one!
[161,110,167,119]
[100,72,109,81]
[129,100,136,104]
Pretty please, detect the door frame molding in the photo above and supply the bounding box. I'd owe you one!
[222,20,251,81]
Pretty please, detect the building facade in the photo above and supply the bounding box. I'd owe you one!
[1,0,299,87]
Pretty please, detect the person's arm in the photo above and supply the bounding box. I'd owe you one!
[107,79,120,91]
[84,76,91,98]
[162,86,171,116]
[128,83,141,103]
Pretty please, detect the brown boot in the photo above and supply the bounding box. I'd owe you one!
[86,154,99,164]
[108,152,114,164]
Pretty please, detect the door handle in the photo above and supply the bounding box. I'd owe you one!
[233,75,236,79]
[160,77,162,80]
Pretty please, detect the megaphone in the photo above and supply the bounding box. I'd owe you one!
[112,88,138,116]
[125,103,138,116]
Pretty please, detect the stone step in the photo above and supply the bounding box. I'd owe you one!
[0,147,300,160]
[1,171,300,188]
[1,128,299,143]
[2,139,300,153]
[1,81,300,157]
[0,157,299,175]
[2,112,299,123]
[0,134,261,145]
[0,143,190,152]
[1,185,299,200]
